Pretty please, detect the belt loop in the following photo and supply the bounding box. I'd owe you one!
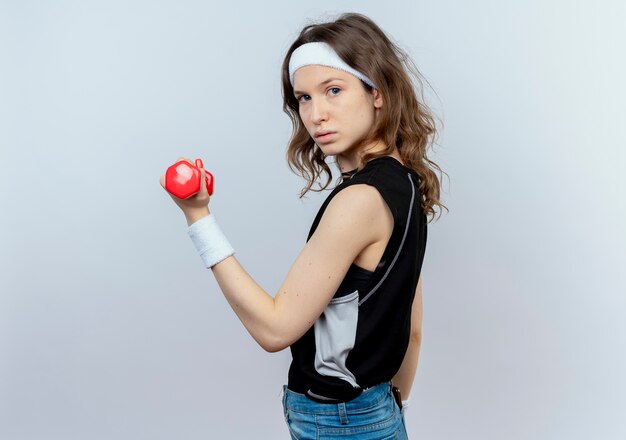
[337,401,349,425]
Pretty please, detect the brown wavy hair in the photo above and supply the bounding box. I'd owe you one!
[281,12,448,222]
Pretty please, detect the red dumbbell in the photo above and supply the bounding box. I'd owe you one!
[165,158,214,199]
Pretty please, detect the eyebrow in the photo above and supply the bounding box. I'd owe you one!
[293,77,345,96]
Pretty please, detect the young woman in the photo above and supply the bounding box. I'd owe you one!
[160,12,446,439]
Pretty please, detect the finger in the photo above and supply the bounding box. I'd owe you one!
[199,166,206,194]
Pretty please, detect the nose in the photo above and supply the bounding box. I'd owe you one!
[309,97,328,124]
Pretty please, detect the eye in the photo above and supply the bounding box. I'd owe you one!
[297,94,311,103]
[328,87,341,96]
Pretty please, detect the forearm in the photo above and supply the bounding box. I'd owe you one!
[391,334,422,400]
[210,256,280,351]
[185,209,279,351]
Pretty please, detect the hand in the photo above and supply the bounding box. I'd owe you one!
[159,157,211,219]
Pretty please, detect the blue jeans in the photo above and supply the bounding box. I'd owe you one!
[281,382,408,439]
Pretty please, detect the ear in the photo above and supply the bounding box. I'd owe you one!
[372,88,383,109]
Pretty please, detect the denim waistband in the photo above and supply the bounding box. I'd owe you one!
[283,382,392,414]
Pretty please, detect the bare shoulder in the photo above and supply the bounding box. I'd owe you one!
[321,183,392,241]
[326,183,388,218]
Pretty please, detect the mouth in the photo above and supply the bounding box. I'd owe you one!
[314,131,337,143]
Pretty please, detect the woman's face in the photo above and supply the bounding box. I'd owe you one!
[293,65,382,164]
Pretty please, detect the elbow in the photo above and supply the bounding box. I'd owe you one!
[255,309,294,353]
[263,345,286,353]
[261,341,285,353]
[259,333,289,353]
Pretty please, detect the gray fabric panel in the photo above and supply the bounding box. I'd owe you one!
[313,290,360,388]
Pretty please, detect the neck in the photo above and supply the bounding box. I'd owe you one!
[336,140,381,172]
[336,141,404,172]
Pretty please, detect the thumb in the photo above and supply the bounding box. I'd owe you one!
[194,158,208,196]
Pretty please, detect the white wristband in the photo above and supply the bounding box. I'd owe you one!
[401,398,410,411]
[187,214,235,268]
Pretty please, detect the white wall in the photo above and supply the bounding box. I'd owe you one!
[1,1,624,438]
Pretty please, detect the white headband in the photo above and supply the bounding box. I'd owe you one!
[288,42,376,88]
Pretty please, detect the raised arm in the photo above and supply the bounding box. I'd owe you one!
[201,184,389,352]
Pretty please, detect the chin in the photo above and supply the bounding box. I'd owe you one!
[318,144,344,157]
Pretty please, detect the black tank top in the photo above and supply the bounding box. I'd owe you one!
[335,263,374,297]
[287,156,428,402]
